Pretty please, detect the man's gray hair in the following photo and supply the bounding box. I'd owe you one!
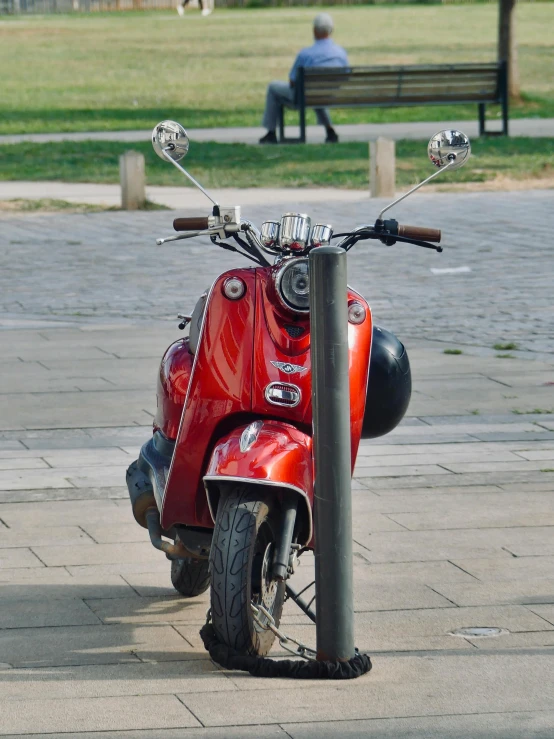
[313,12,334,34]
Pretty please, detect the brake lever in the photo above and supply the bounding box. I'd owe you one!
[156,224,241,246]
[156,231,203,245]
[382,233,443,252]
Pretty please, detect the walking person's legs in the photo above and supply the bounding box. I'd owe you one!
[177,0,189,16]
[260,81,296,144]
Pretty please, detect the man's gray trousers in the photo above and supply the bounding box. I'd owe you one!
[262,80,332,131]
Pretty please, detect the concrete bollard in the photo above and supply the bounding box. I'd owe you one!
[369,138,396,198]
[119,151,146,211]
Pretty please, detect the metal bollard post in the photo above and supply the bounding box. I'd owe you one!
[309,246,355,662]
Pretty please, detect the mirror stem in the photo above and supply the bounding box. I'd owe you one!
[162,148,219,207]
[378,159,456,220]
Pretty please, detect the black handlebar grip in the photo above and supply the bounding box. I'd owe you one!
[398,225,441,243]
[173,217,210,232]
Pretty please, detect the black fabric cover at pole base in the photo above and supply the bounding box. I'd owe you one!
[200,624,372,680]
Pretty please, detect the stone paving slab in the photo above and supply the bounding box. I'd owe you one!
[0,598,101,630]
[0,661,234,702]
[345,560,478,585]
[451,556,554,582]
[351,489,551,512]
[85,595,210,626]
[0,623,202,668]
[357,469,554,491]
[0,548,43,569]
[0,694,201,735]
[283,712,554,739]
[0,499,130,528]
[0,485,127,505]
[525,605,554,626]
[431,580,554,608]
[178,653,554,725]
[30,542,162,567]
[64,561,169,578]
[282,605,553,638]
[351,528,530,563]
[0,727,289,739]
[0,457,49,470]
[0,525,91,548]
[0,572,136,601]
[385,507,554,531]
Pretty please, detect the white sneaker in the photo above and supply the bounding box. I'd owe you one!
[201,7,212,15]
[176,4,184,15]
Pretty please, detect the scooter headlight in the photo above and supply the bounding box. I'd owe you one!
[276,258,310,313]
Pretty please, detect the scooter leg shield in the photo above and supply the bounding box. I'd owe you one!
[203,420,314,546]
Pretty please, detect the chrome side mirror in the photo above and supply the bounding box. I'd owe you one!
[378,129,471,220]
[151,120,218,207]
[152,120,190,162]
[428,129,471,170]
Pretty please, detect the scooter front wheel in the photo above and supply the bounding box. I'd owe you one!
[209,485,285,656]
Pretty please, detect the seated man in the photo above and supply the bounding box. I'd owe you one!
[259,13,348,145]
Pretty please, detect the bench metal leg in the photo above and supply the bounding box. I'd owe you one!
[479,101,508,137]
[502,103,509,136]
[500,59,509,136]
[478,103,485,137]
[278,105,285,143]
[277,105,305,145]
[299,104,306,144]
[502,94,509,136]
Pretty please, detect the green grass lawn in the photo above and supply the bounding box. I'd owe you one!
[1,137,552,188]
[0,4,553,134]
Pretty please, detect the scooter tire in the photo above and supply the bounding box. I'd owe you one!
[171,557,210,598]
[209,485,285,656]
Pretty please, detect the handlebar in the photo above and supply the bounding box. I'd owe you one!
[163,214,443,255]
[173,217,210,232]
[398,224,441,243]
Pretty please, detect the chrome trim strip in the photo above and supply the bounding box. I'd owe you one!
[162,278,218,511]
[264,382,301,408]
[203,474,313,543]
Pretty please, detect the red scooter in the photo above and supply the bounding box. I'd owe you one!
[127,123,470,656]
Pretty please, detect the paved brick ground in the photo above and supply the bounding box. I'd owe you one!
[0,190,553,737]
[1,189,552,354]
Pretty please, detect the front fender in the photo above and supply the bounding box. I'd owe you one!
[203,420,313,545]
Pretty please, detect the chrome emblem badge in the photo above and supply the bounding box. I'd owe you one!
[239,421,263,453]
[270,361,308,375]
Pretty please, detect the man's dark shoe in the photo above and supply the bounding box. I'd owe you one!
[325,127,339,144]
[259,131,278,145]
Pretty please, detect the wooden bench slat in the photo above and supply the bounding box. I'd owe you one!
[306,75,499,88]
[305,63,500,76]
[307,89,499,103]
[306,96,498,108]
[306,81,499,94]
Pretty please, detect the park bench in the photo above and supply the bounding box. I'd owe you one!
[278,61,508,143]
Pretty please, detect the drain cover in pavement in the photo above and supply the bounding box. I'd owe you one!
[450,627,508,638]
